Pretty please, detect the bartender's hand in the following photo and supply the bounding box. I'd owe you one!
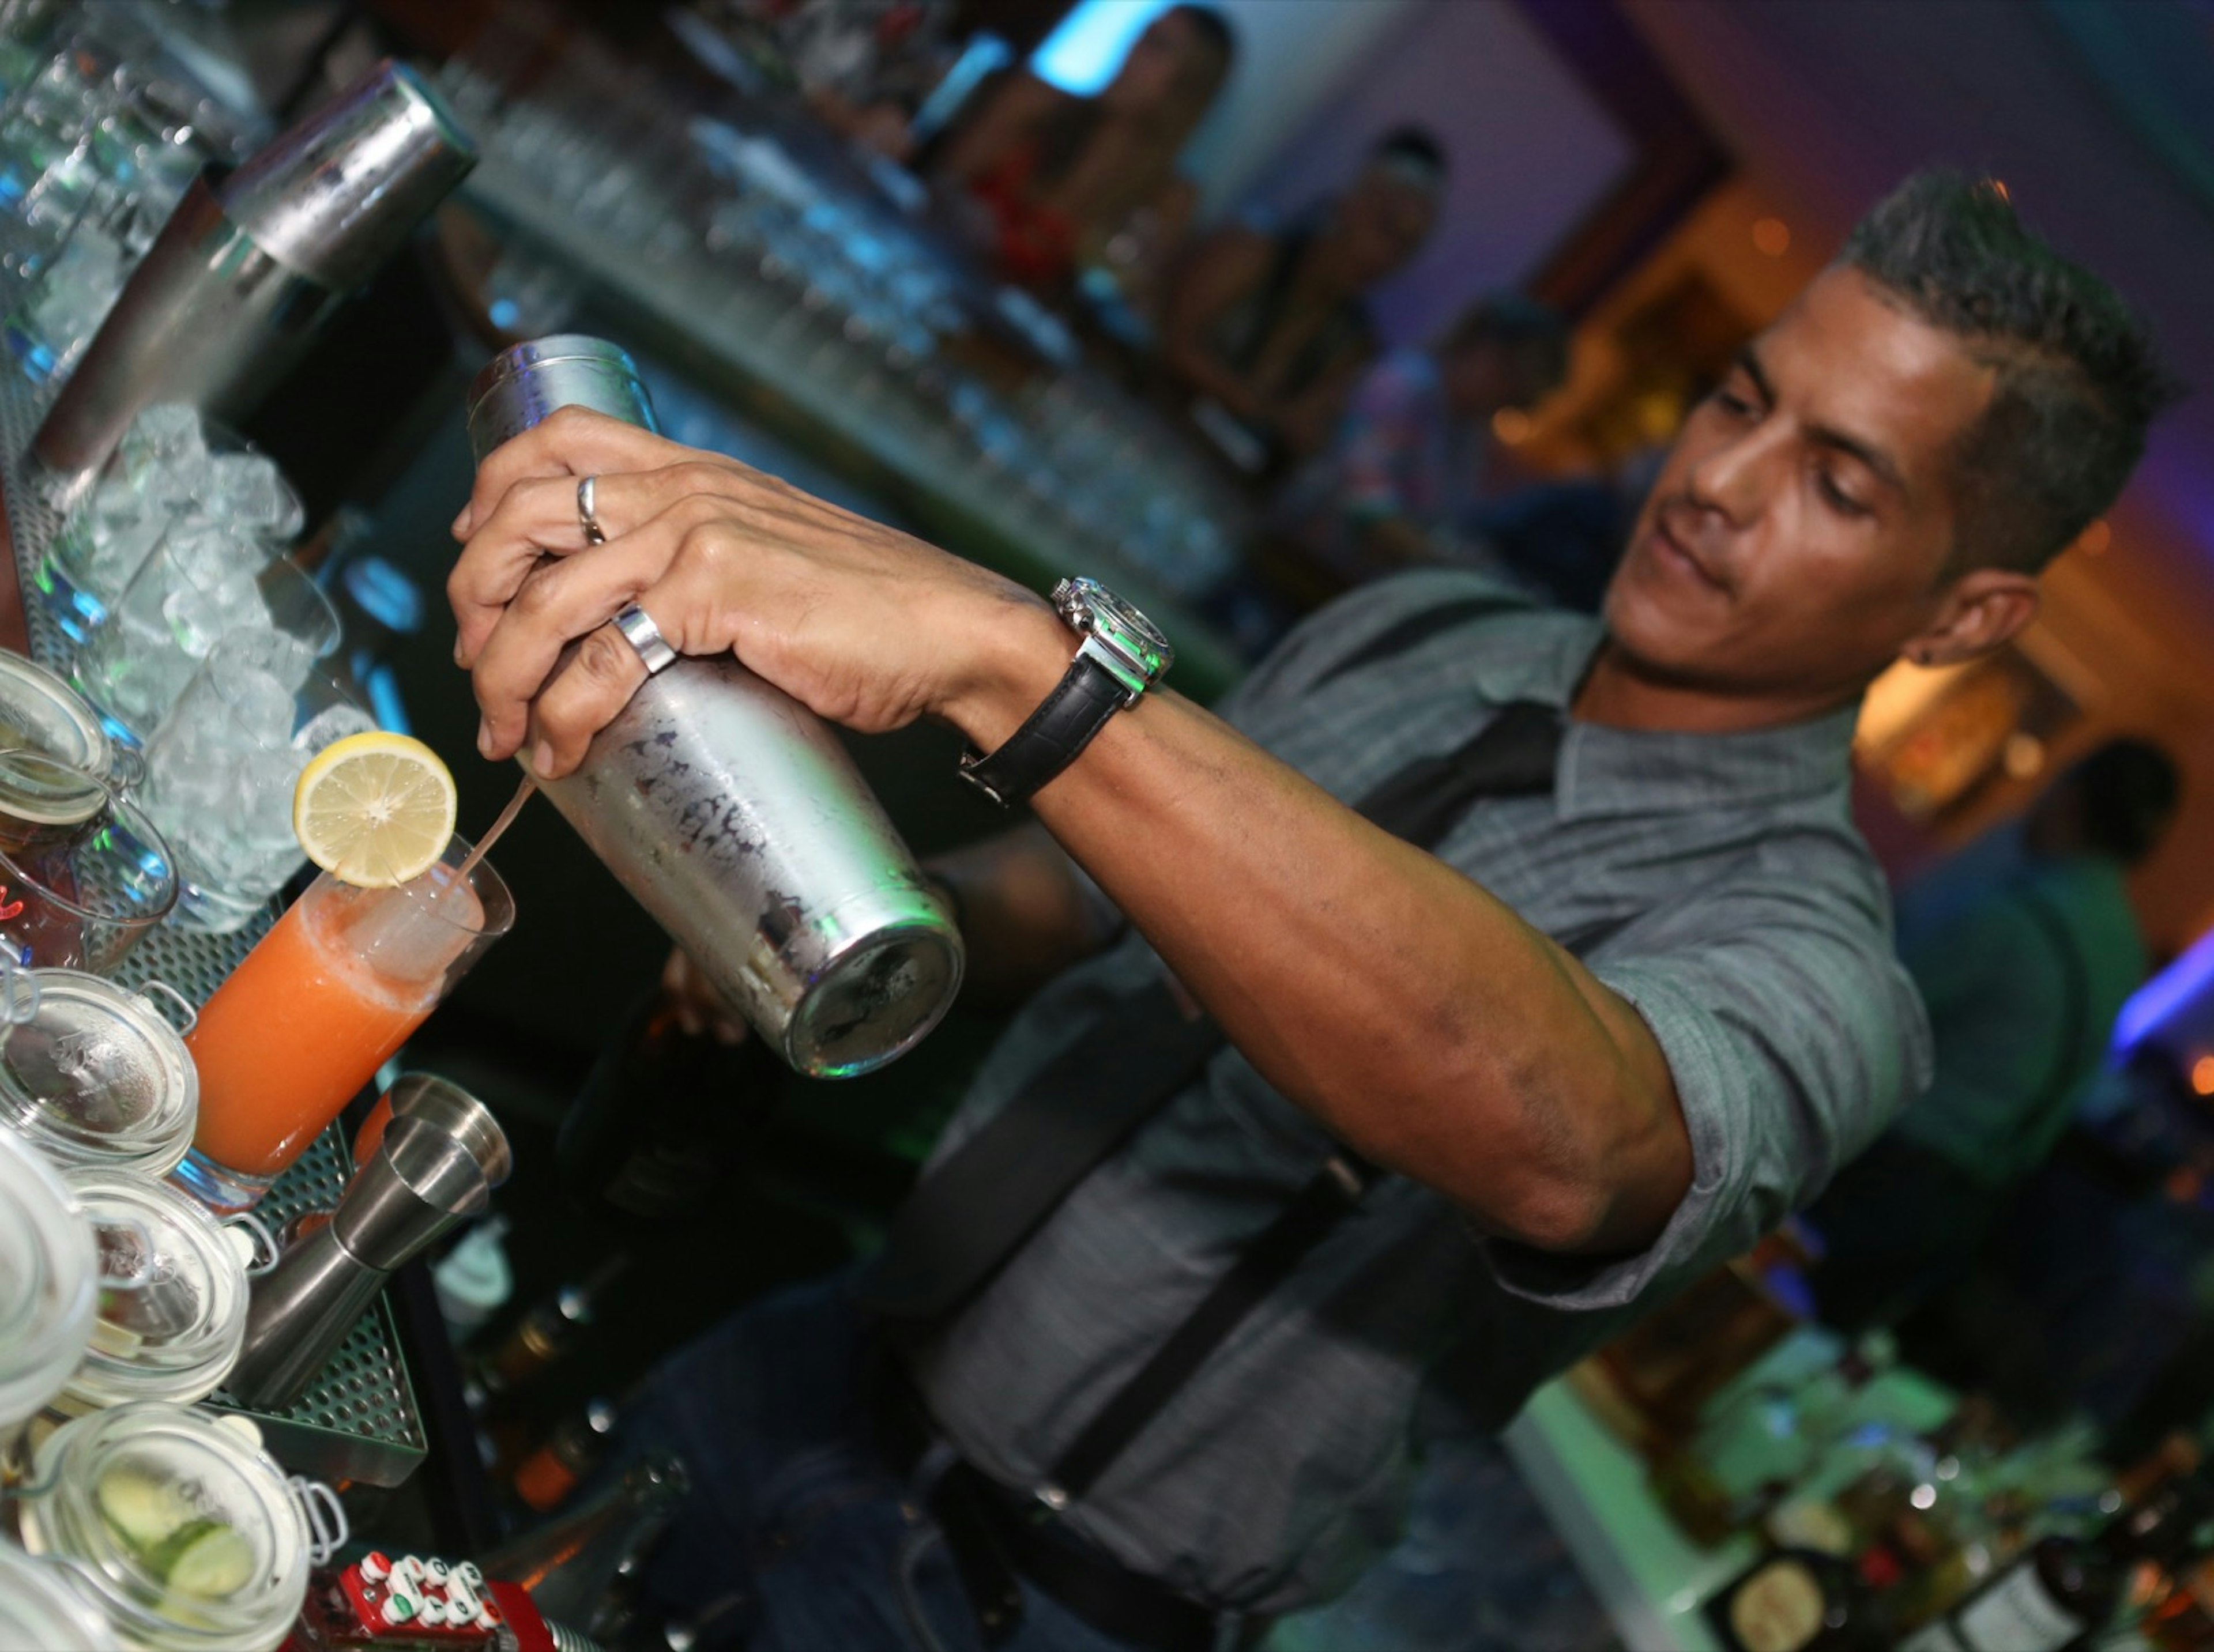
[449,408,1066,777]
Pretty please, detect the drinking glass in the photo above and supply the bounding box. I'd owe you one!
[39,405,303,643]
[74,547,337,747]
[0,749,177,972]
[138,633,375,934]
[172,833,514,1212]
[4,167,162,380]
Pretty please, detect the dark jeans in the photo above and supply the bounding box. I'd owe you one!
[607,1272,1147,1652]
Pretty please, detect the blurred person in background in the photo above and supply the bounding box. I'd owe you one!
[1161,125,1448,465]
[1459,445,1669,616]
[1269,295,1572,588]
[691,0,959,160]
[1806,736,2182,1332]
[931,4,1235,295]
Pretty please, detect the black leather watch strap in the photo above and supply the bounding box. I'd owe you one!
[959,653,1131,807]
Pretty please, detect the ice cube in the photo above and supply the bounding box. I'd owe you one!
[24,227,122,358]
[203,452,299,541]
[292,703,376,756]
[69,482,163,598]
[340,865,485,993]
[115,403,205,495]
[164,519,265,589]
[161,570,265,659]
[224,665,296,750]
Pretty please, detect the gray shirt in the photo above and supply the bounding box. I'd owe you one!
[908,571,1933,1613]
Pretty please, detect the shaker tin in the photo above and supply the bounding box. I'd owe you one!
[465,337,965,1076]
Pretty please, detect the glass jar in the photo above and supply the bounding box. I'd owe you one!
[0,647,120,782]
[0,971,197,1179]
[16,1401,308,1652]
[53,1168,250,1412]
[0,1533,116,1650]
[0,1127,96,1440]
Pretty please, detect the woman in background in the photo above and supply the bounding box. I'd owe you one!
[1161,126,1447,466]
[933,5,1235,295]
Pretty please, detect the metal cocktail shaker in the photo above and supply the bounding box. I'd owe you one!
[33,60,476,480]
[465,337,963,1078]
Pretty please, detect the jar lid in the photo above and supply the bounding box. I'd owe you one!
[59,1167,247,1409]
[0,971,198,1179]
[0,1536,115,1652]
[20,1401,308,1652]
[0,1130,97,1433]
[0,650,110,780]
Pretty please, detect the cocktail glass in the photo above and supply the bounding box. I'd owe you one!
[74,545,336,747]
[172,833,514,1212]
[39,406,303,644]
[137,632,376,934]
[0,748,177,972]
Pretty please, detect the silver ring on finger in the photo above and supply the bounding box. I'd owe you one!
[610,602,678,675]
[578,474,608,546]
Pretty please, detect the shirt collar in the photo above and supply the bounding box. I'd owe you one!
[1459,614,1862,820]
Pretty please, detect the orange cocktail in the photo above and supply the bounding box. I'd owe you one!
[172,833,513,1212]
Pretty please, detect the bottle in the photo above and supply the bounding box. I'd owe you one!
[2140,1548,2214,1649]
[1655,1329,1895,1546]
[1898,1472,2212,1651]
[462,336,963,1079]
[555,985,784,1226]
[469,1257,629,1406]
[509,1398,621,1515]
[483,1453,691,1638]
[1704,1547,1889,1652]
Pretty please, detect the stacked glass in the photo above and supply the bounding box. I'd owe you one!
[0,13,254,370]
[43,403,305,647]
[137,633,375,934]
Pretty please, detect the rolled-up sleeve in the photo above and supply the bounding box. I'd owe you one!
[1484,858,1933,1311]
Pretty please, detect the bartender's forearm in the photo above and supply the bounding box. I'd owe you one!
[943,614,1692,1254]
[444,417,1688,1251]
[927,825,1117,1007]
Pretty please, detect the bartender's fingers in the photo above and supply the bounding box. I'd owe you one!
[452,406,706,540]
[470,532,678,757]
[522,619,652,779]
[451,464,735,669]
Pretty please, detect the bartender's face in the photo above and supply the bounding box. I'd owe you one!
[1605,267,2030,704]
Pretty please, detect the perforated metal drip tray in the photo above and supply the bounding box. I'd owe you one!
[0,368,428,1488]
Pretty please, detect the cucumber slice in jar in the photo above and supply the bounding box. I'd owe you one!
[96,1462,199,1554]
[160,1521,256,1600]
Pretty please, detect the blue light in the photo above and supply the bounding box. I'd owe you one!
[2113,922,2214,1051]
[1033,0,1172,96]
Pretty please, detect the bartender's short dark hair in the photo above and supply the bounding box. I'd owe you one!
[1841,170,2183,575]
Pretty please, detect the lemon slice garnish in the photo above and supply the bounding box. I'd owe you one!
[292,731,458,888]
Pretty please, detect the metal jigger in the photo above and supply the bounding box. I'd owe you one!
[33,59,475,481]
[228,1077,510,1410]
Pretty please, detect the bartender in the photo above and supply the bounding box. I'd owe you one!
[446,172,2177,1652]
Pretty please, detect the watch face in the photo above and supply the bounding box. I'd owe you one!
[1055,578,1173,681]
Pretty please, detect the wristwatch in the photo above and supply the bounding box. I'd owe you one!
[959,578,1172,808]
